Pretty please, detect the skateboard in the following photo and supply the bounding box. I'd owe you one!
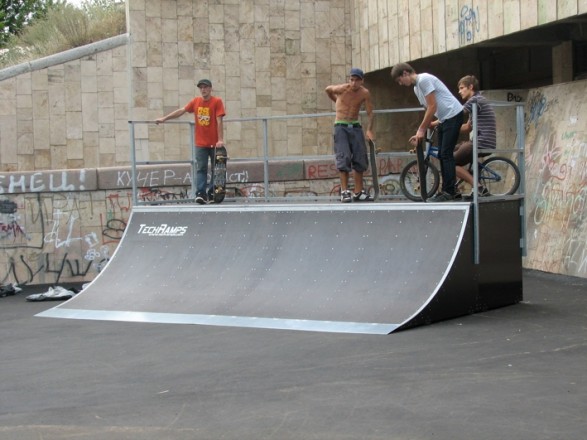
[415,138,428,202]
[211,145,228,203]
[367,139,379,201]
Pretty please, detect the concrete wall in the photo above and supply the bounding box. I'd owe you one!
[128,0,353,160]
[351,0,587,71]
[0,37,130,172]
[0,0,354,173]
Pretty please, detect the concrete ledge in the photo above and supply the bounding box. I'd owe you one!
[0,34,129,81]
[98,164,192,190]
[0,155,409,194]
[98,159,306,190]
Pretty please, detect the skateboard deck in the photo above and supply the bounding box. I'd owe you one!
[415,139,428,202]
[368,139,379,201]
[211,145,228,203]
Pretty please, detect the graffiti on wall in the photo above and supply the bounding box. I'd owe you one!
[524,85,587,277]
[459,5,480,45]
[0,191,130,285]
[0,170,89,194]
[0,199,30,244]
[0,184,253,285]
[115,167,250,189]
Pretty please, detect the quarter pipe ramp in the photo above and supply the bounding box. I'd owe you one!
[38,202,523,334]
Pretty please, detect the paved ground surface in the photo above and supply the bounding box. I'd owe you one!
[1,269,586,440]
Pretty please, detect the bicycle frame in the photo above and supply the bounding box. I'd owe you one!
[423,142,498,185]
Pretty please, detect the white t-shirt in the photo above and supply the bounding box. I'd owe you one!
[414,73,463,122]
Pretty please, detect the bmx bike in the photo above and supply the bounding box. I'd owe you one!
[399,136,521,202]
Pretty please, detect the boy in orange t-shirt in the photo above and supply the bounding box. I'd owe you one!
[156,79,226,204]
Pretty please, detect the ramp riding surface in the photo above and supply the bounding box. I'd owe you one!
[38,202,522,334]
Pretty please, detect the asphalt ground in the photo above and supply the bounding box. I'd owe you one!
[1,268,586,440]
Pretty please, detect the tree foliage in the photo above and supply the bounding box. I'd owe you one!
[0,0,58,47]
[0,0,125,68]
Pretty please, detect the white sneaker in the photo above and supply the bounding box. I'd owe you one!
[341,190,352,203]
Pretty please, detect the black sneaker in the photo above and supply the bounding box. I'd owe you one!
[428,191,456,202]
[353,190,373,201]
[195,193,207,205]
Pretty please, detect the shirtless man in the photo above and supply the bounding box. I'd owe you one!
[325,68,375,202]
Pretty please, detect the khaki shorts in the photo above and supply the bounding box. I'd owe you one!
[454,140,494,166]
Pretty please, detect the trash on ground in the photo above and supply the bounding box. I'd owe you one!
[0,283,22,298]
[26,286,78,302]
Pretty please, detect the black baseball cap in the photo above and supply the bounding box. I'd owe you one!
[197,79,212,87]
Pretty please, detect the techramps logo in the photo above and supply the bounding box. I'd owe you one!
[137,224,188,237]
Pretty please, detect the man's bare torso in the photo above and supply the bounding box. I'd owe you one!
[327,83,369,121]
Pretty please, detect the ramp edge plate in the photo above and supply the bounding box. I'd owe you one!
[36,308,399,335]
[132,202,469,214]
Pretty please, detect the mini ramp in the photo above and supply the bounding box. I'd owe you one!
[38,202,523,334]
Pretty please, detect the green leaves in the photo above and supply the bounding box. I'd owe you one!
[0,0,57,47]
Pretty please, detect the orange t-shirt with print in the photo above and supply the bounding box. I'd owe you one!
[184,96,226,147]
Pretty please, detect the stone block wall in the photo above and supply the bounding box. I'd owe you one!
[129,0,353,161]
[0,42,130,172]
[0,1,354,173]
[351,0,587,73]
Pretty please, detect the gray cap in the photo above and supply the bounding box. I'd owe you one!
[349,68,364,79]
[197,79,212,87]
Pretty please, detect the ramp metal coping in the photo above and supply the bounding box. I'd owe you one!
[130,202,470,214]
[36,308,399,335]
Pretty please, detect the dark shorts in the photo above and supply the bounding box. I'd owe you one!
[333,125,368,173]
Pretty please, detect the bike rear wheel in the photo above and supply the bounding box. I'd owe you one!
[479,157,520,196]
[399,159,440,201]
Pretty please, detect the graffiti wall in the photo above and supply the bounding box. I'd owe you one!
[0,190,132,286]
[0,192,121,285]
[0,157,408,286]
[524,81,587,278]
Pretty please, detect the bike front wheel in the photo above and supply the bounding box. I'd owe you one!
[479,157,521,196]
[399,159,440,202]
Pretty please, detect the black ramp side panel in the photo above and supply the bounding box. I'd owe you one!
[38,204,471,334]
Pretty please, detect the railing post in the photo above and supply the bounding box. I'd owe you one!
[472,103,480,264]
[129,121,138,206]
[190,122,196,200]
[516,104,527,256]
[262,118,270,202]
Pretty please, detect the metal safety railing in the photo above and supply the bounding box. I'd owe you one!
[128,107,426,206]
